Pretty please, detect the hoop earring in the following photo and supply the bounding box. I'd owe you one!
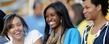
[60,19,62,23]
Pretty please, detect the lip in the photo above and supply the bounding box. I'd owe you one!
[15,32,20,35]
[48,22,55,27]
[49,22,55,25]
[14,31,22,36]
[84,14,88,17]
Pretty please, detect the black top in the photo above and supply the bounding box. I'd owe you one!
[82,22,109,44]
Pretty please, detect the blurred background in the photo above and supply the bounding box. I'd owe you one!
[0,0,109,19]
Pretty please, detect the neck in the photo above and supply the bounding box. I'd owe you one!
[93,14,107,27]
[90,14,107,34]
[13,37,24,44]
[53,25,63,33]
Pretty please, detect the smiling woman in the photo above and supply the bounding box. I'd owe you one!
[43,1,81,44]
[1,14,28,44]
[1,14,43,44]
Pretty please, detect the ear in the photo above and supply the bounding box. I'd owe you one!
[96,4,101,12]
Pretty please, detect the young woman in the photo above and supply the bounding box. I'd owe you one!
[82,0,109,44]
[43,1,81,44]
[1,14,42,44]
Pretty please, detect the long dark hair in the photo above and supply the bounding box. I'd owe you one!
[1,14,28,40]
[43,1,74,44]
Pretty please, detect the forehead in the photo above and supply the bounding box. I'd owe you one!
[83,0,92,6]
[46,7,56,14]
[12,17,22,24]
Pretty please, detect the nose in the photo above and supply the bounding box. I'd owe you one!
[14,25,21,31]
[48,16,52,22]
[14,26,19,31]
[83,8,87,15]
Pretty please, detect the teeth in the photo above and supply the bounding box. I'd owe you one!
[15,31,20,35]
[49,22,55,25]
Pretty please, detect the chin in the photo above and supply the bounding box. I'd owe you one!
[51,27,55,29]
[86,18,91,20]
[15,37,23,40]
[51,26,58,30]
[14,35,23,40]
[50,24,60,29]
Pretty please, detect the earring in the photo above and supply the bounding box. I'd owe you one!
[60,19,62,23]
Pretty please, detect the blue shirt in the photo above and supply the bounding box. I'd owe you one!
[64,28,81,44]
[0,36,8,44]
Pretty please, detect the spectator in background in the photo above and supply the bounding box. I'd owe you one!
[70,3,88,37]
[70,3,85,27]
[24,0,45,37]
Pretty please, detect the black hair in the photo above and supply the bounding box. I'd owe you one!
[33,0,42,9]
[71,3,85,26]
[82,0,108,16]
[43,1,74,44]
[0,10,6,34]
[1,14,28,40]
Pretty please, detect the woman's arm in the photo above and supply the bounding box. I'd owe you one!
[34,38,42,44]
